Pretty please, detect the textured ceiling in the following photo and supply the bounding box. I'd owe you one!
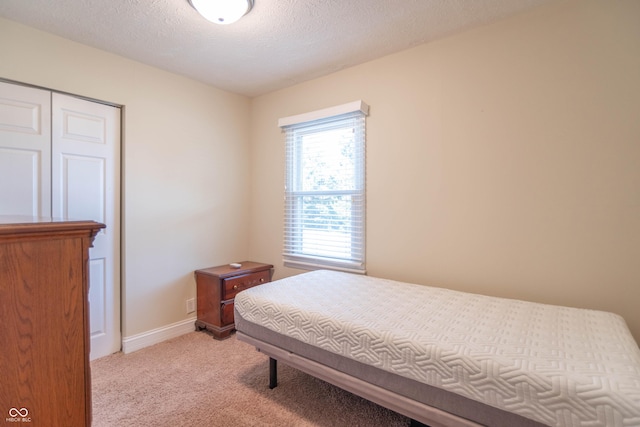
[0,0,555,97]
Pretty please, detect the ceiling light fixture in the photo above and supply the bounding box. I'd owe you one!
[189,0,254,25]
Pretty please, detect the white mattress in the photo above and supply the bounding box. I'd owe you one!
[234,270,640,427]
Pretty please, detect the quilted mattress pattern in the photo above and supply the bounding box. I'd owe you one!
[234,270,640,427]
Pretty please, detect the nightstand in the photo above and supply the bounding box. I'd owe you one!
[194,261,273,339]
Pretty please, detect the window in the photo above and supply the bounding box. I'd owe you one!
[279,101,368,273]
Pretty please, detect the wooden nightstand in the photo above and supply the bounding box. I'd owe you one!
[194,261,273,339]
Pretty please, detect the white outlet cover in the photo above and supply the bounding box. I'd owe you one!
[186,299,196,313]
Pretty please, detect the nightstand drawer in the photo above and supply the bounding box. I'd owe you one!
[223,270,271,299]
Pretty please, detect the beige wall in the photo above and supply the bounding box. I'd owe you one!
[249,0,640,341]
[0,18,251,337]
[2,0,638,345]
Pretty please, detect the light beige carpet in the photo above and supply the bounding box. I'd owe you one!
[91,331,409,426]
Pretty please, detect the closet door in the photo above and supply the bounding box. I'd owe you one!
[0,82,121,361]
[0,82,51,216]
[52,93,121,360]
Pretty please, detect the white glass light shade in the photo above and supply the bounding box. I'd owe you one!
[190,0,253,25]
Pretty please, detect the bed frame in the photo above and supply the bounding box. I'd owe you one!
[237,331,484,427]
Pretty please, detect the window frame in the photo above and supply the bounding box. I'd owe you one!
[279,101,368,274]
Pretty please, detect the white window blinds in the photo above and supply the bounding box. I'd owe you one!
[280,101,368,273]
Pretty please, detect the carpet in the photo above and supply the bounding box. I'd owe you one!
[91,331,409,426]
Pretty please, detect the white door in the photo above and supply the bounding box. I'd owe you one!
[52,93,121,360]
[0,81,121,360]
[0,82,51,217]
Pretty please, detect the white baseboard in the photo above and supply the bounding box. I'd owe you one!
[122,317,197,354]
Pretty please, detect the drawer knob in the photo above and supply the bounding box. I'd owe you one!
[260,278,265,282]
[233,285,239,290]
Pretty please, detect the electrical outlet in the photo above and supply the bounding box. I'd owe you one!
[186,298,196,314]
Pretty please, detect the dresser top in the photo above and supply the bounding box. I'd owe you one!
[0,216,105,239]
[195,261,273,279]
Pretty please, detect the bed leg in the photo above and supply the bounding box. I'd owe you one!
[269,357,278,389]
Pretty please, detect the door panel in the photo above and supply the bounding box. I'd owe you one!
[60,154,106,222]
[61,109,107,144]
[0,148,42,215]
[89,257,108,342]
[52,93,121,360]
[0,82,51,216]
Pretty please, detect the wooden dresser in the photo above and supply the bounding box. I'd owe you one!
[195,261,273,339]
[0,217,104,427]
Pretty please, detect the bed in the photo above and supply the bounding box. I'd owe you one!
[234,270,640,427]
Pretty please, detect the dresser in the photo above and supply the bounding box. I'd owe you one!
[195,261,273,339]
[0,217,104,427]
